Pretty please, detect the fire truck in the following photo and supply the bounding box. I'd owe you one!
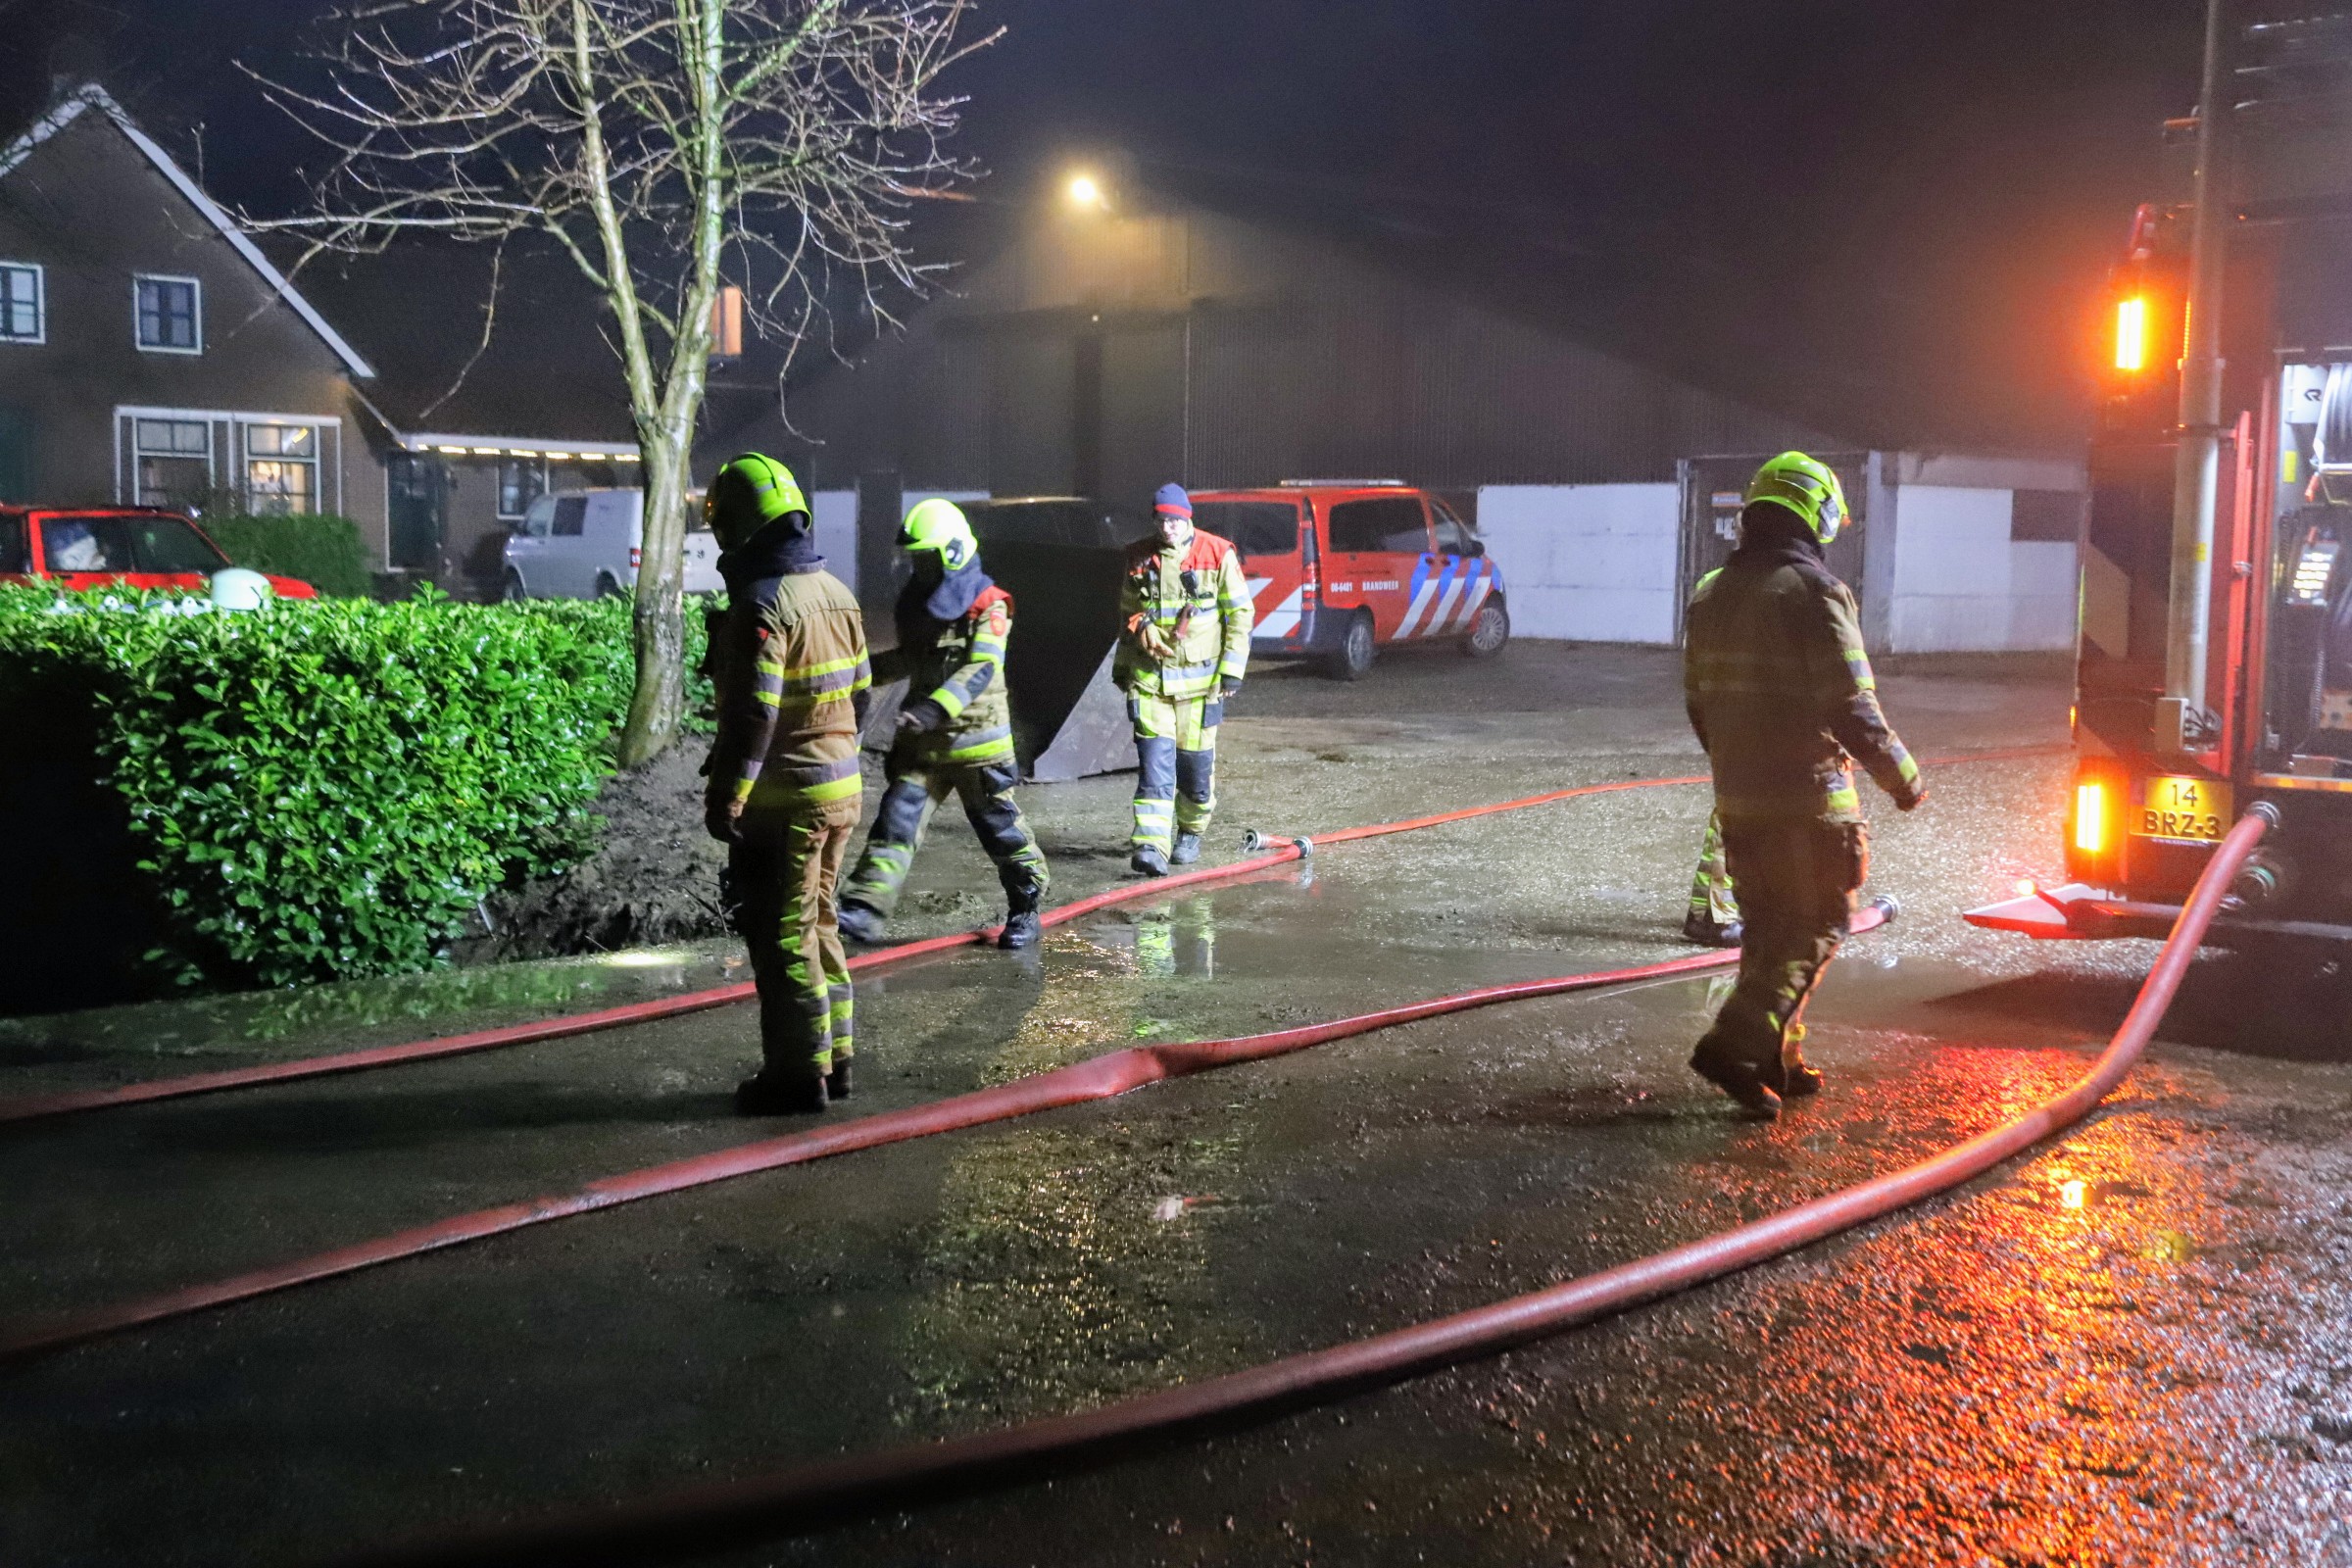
[1967,8,2352,943]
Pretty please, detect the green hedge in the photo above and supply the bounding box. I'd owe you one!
[199,513,373,599]
[0,588,712,994]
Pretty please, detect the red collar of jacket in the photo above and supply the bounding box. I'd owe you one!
[1126,530,1234,575]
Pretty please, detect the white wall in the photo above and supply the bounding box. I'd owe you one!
[810,488,858,596]
[1475,482,1680,644]
[2007,540,2080,652]
[1885,485,2078,653]
[811,488,986,602]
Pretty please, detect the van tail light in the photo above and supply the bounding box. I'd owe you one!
[629,547,641,569]
[2073,779,2111,856]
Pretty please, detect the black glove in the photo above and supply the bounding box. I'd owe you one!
[897,698,947,734]
[1895,780,1929,813]
[1220,676,1243,697]
[704,797,743,844]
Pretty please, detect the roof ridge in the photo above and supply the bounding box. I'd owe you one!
[0,82,375,380]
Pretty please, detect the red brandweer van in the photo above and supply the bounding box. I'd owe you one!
[1188,481,1508,680]
[0,507,318,598]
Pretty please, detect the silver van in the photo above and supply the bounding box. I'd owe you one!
[501,489,723,601]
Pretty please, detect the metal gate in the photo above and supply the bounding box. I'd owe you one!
[1676,452,1870,642]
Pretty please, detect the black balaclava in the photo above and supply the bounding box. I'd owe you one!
[897,553,995,645]
[1732,501,1826,565]
[719,512,821,610]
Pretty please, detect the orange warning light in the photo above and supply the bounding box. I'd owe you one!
[2074,781,2109,855]
[2115,296,2148,372]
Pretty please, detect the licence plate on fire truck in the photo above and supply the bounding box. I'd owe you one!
[2135,775,2230,844]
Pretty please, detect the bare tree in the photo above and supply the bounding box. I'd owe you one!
[251,0,995,765]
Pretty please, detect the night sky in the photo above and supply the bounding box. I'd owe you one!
[0,0,2212,446]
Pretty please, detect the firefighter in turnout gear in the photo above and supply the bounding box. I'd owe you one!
[837,499,1051,950]
[1116,483,1253,876]
[1684,810,1743,948]
[702,454,873,1115]
[1683,452,1925,1118]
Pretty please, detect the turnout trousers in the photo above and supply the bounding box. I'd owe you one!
[841,756,1049,917]
[729,798,860,1073]
[1687,810,1740,925]
[1128,693,1221,855]
[1692,817,1867,1077]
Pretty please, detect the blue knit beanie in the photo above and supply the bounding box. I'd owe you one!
[1153,482,1193,518]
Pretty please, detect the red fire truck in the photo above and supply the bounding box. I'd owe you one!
[1967,10,2352,943]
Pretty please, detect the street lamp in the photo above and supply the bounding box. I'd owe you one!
[1065,172,1106,211]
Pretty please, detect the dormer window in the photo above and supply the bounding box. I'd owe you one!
[134,274,201,354]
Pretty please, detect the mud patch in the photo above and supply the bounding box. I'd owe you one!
[470,745,730,961]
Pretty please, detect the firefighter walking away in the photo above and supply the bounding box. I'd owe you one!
[1682,452,1924,1118]
[701,454,873,1115]
[1116,483,1253,876]
[838,499,1052,950]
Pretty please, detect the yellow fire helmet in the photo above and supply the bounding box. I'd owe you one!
[704,453,808,554]
[898,497,978,572]
[1744,451,1849,545]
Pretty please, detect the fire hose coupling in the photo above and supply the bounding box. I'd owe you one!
[2249,799,2283,830]
[1241,829,1313,857]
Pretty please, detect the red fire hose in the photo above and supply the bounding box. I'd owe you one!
[335,805,2273,1568]
[0,747,2062,1128]
[0,929,1865,1365]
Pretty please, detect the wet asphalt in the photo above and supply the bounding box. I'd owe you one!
[4,642,2351,1567]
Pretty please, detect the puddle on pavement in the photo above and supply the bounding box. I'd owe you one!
[0,939,745,1073]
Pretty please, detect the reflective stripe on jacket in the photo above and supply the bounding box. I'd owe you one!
[901,584,1016,765]
[1113,530,1252,699]
[706,568,872,813]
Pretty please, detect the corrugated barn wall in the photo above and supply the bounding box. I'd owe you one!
[703,202,1840,510]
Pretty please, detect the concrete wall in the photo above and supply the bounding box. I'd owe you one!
[1475,483,1679,644]
[1479,463,2083,654]
[1885,484,2079,654]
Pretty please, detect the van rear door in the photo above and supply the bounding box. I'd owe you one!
[1198,498,1310,651]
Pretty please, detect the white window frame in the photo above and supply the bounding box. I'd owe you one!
[131,272,203,355]
[239,418,324,515]
[0,261,44,345]
[113,406,344,514]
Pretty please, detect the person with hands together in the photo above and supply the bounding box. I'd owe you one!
[1114,483,1253,876]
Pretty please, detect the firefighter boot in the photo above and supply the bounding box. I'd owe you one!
[1170,831,1202,866]
[1774,1023,1824,1099]
[1688,1025,1783,1120]
[1131,846,1169,878]
[825,1055,854,1101]
[1682,911,1743,949]
[998,883,1043,950]
[836,901,887,946]
[736,1066,827,1116]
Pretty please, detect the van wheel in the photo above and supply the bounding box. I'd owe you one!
[594,572,626,601]
[1460,600,1509,659]
[1326,611,1377,681]
[501,571,528,604]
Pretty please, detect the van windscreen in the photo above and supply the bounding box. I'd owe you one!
[1196,501,1299,558]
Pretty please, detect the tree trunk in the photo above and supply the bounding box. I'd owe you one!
[616,428,689,766]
